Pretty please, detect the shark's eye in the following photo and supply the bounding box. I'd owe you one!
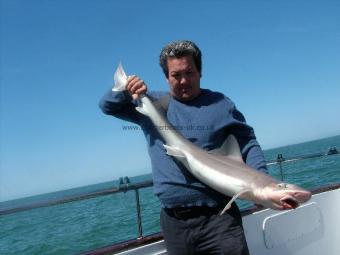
[277,183,288,189]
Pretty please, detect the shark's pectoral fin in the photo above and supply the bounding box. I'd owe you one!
[163,145,186,159]
[220,189,251,215]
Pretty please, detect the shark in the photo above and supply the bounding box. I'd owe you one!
[112,63,312,214]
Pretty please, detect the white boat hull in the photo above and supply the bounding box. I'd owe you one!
[114,186,339,255]
[244,188,339,255]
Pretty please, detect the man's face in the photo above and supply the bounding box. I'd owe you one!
[166,55,201,101]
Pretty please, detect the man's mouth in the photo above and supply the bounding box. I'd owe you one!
[181,87,191,93]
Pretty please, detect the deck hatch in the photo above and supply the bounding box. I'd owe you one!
[262,202,322,249]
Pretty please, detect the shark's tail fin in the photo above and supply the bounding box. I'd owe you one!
[112,62,128,91]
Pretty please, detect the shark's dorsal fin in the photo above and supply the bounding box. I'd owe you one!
[209,135,243,162]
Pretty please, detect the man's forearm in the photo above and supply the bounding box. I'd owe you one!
[245,143,268,174]
[99,89,140,123]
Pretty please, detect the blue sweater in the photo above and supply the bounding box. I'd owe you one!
[99,88,267,208]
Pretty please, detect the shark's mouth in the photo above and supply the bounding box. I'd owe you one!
[280,196,299,209]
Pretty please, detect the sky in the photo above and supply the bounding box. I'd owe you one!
[1,0,339,201]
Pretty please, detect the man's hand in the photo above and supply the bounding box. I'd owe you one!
[126,75,148,100]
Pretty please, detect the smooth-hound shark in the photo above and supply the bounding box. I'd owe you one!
[112,63,312,214]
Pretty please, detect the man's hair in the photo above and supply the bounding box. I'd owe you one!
[159,40,202,78]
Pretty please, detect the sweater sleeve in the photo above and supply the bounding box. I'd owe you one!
[229,104,268,174]
[242,140,268,174]
[98,89,141,124]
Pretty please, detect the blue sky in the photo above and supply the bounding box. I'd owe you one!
[1,0,339,201]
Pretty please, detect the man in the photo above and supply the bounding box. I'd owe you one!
[99,40,267,255]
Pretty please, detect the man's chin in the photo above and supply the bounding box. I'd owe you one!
[177,95,195,102]
[180,94,193,100]
[173,90,201,102]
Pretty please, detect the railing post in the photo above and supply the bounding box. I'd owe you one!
[134,188,143,239]
[119,176,143,239]
[277,154,285,181]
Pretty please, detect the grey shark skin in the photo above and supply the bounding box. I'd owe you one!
[113,64,312,213]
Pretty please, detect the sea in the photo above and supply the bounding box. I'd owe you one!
[1,135,340,255]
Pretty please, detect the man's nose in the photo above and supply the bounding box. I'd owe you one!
[180,76,188,85]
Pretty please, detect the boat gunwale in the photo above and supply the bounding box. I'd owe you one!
[80,182,340,255]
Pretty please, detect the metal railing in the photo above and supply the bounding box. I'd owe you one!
[266,146,339,181]
[0,147,339,240]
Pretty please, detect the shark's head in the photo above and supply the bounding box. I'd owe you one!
[259,183,312,210]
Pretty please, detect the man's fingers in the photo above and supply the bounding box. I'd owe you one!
[126,75,147,99]
[129,80,145,94]
[135,86,147,96]
[131,85,147,100]
[126,75,138,91]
